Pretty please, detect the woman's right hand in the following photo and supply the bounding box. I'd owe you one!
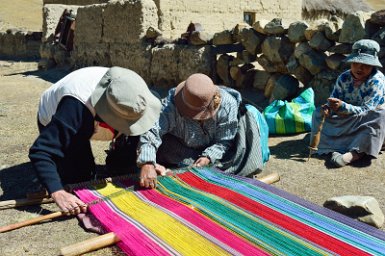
[51,189,87,215]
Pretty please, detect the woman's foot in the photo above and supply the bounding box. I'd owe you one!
[331,151,364,168]
[331,152,347,167]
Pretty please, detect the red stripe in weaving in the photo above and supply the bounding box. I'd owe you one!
[178,172,370,256]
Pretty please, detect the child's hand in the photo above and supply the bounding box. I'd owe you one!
[321,104,330,117]
[327,98,342,112]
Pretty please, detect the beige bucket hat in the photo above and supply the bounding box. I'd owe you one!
[90,66,161,136]
[174,73,220,120]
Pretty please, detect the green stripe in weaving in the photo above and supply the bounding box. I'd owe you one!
[157,176,329,256]
[190,168,385,255]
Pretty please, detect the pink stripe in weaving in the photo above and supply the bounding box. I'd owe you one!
[139,189,270,256]
[75,188,170,256]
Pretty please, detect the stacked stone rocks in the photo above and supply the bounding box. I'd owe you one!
[211,11,385,106]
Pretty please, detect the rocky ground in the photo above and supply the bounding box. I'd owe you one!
[1,1,385,255]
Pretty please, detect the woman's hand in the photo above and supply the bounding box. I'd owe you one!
[193,157,211,167]
[51,189,87,215]
[139,163,158,189]
[327,98,343,112]
[154,163,172,176]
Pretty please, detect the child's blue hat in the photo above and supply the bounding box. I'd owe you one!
[344,39,382,68]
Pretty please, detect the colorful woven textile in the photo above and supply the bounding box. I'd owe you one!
[74,167,385,255]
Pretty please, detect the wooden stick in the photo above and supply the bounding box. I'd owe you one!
[0,211,64,233]
[0,197,54,210]
[0,176,132,210]
[308,107,327,161]
[60,232,120,256]
[256,172,280,184]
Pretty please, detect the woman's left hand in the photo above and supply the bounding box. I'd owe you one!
[193,157,210,167]
[327,98,343,112]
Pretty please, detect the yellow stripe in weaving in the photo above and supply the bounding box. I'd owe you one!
[96,183,230,256]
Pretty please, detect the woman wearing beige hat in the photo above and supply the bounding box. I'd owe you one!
[311,39,385,167]
[137,73,269,188]
[29,66,161,214]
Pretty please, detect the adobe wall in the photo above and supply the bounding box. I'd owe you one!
[153,0,302,39]
[43,0,107,5]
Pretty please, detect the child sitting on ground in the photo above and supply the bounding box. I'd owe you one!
[311,39,385,167]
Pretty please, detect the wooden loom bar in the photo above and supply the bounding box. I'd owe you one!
[0,211,64,233]
[60,232,120,256]
[255,172,280,184]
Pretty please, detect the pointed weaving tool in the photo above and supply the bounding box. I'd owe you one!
[308,106,328,161]
[0,185,134,233]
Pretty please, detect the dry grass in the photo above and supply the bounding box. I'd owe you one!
[0,0,42,32]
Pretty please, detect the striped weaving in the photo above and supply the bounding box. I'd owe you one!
[74,167,385,256]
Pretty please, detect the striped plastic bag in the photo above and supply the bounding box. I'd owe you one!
[263,88,315,135]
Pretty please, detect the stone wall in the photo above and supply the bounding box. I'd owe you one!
[153,0,302,39]
[37,1,384,107]
[0,30,42,59]
[213,11,385,106]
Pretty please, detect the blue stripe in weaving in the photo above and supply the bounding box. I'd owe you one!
[192,168,385,255]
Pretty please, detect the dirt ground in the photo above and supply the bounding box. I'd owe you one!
[1,1,385,256]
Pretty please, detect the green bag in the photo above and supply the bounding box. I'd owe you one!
[263,88,315,135]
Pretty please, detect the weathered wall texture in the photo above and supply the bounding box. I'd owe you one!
[0,30,42,59]
[70,0,160,81]
[154,0,302,39]
[43,0,107,5]
[42,4,80,42]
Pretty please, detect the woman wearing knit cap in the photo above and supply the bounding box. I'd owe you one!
[137,73,269,188]
[311,39,385,167]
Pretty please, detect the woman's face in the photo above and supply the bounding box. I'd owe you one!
[351,62,373,81]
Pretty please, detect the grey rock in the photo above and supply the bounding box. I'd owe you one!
[324,195,385,228]
[287,21,308,43]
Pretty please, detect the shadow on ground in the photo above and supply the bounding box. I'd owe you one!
[269,133,310,161]
[4,67,71,84]
[0,162,37,201]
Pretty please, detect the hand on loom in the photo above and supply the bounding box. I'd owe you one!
[139,163,158,189]
[193,156,210,167]
[51,189,87,216]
